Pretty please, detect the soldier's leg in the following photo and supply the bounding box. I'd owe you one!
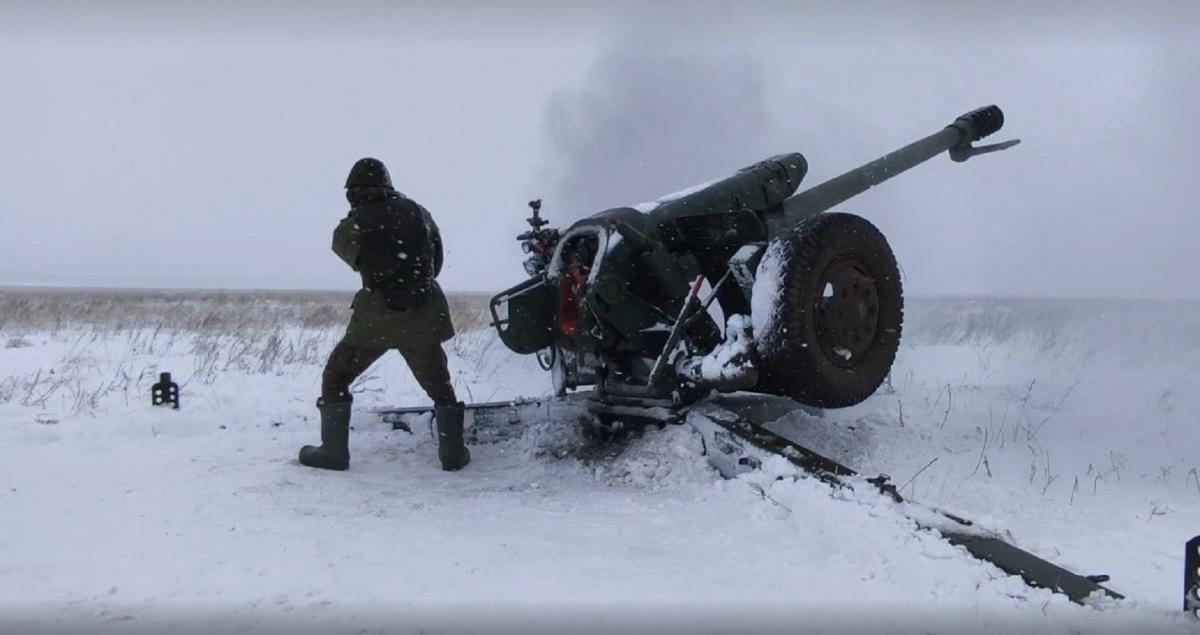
[400,345,468,471]
[322,339,387,403]
[300,339,386,471]
[397,344,458,406]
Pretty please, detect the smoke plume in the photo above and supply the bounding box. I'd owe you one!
[541,14,780,218]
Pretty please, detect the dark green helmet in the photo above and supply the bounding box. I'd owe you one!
[345,157,393,189]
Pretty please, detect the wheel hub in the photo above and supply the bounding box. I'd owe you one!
[814,258,880,366]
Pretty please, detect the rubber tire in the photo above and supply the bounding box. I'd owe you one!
[755,212,903,408]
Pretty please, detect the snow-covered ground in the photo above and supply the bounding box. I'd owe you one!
[1,292,1198,634]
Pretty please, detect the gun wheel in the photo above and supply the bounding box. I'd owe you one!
[755,212,903,408]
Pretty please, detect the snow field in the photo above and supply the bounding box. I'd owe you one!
[0,292,1197,633]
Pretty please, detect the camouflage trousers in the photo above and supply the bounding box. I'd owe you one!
[321,338,457,406]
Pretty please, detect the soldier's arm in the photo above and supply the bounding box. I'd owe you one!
[422,206,444,278]
[331,212,362,272]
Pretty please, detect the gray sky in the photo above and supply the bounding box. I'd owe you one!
[1,1,1196,298]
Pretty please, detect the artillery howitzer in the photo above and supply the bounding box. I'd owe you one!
[385,107,1200,606]
[490,105,1020,423]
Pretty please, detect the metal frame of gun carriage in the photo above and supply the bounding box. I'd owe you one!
[378,106,1198,610]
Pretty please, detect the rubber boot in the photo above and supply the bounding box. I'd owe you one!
[435,402,471,471]
[298,399,351,471]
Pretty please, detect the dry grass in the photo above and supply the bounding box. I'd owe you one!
[0,287,492,336]
[0,287,495,414]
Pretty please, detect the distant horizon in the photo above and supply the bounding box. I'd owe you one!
[2,282,1195,304]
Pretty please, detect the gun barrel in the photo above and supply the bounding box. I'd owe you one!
[781,105,1007,224]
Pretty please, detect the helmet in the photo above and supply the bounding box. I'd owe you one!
[345,157,393,189]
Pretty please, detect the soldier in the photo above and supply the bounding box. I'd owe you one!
[298,157,470,472]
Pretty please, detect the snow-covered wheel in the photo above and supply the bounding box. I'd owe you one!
[751,212,903,408]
